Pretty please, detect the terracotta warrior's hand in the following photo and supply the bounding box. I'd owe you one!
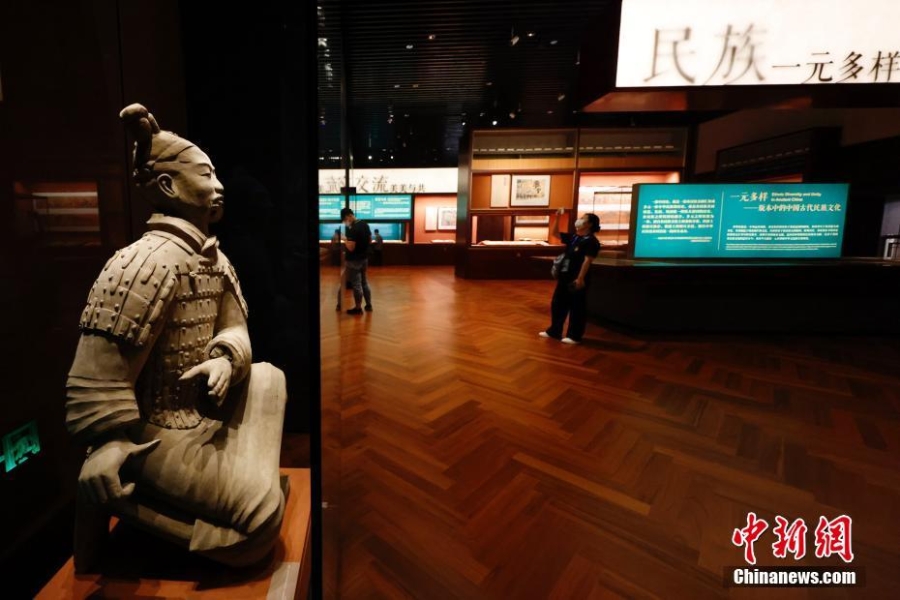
[180,356,233,404]
[78,438,160,505]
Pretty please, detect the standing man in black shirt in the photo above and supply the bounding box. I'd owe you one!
[341,207,373,315]
[540,211,601,344]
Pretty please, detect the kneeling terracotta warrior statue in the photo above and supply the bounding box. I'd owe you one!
[66,104,287,571]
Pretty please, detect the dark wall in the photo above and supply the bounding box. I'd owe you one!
[838,136,900,257]
[0,1,195,595]
[179,2,319,434]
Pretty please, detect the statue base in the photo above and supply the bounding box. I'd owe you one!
[37,468,311,600]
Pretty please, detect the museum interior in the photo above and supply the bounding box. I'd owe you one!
[2,0,900,598]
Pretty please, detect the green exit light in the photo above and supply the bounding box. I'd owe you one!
[1,421,41,473]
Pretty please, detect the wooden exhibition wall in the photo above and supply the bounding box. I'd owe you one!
[470,172,575,210]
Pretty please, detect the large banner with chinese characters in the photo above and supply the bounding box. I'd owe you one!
[617,0,900,87]
[318,168,458,195]
[632,183,849,259]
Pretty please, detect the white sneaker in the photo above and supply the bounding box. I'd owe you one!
[538,331,550,338]
[561,337,580,345]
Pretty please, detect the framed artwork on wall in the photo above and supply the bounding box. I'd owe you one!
[424,206,438,231]
[437,206,457,231]
[511,174,551,207]
[490,174,511,207]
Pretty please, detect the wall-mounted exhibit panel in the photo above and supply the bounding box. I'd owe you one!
[319,222,407,242]
[632,183,849,259]
[318,194,412,221]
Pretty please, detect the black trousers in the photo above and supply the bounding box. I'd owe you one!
[547,280,588,341]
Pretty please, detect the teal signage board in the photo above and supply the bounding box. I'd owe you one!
[319,194,412,221]
[319,195,343,220]
[351,195,412,220]
[319,222,405,241]
[632,183,849,259]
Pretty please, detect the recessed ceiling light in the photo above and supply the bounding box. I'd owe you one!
[427,34,436,40]
[492,120,498,126]
[413,83,419,88]
[527,32,535,38]
[510,35,520,47]
[547,110,554,114]
[558,93,566,101]
[486,81,493,86]
[406,44,414,49]
[368,155,373,160]
[550,39,558,45]
[394,84,400,88]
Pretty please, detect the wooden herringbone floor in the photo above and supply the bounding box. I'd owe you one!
[320,266,900,599]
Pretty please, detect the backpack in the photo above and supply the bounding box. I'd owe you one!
[551,253,569,279]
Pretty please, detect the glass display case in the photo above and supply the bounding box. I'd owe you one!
[13,181,101,248]
[457,128,688,278]
[576,172,680,248]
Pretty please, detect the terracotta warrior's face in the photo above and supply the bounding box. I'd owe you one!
[159,146,225,226]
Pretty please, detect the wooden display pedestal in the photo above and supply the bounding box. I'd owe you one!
[38,468,311,600]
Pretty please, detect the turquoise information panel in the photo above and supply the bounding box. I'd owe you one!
[351,195,412,220]
[319,195,412,220]
[319,195,342,220]
[632,183,849,259]
[319,222,405,241]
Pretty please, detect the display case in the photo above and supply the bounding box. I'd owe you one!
[411,194,457,265]
[576,172,681,248]
[14,181,102,248]
[456,128,688,278]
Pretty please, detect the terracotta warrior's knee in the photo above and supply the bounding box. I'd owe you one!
[190,477,285,567]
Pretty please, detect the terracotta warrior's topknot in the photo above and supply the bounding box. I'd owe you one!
[120,103,195,184]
